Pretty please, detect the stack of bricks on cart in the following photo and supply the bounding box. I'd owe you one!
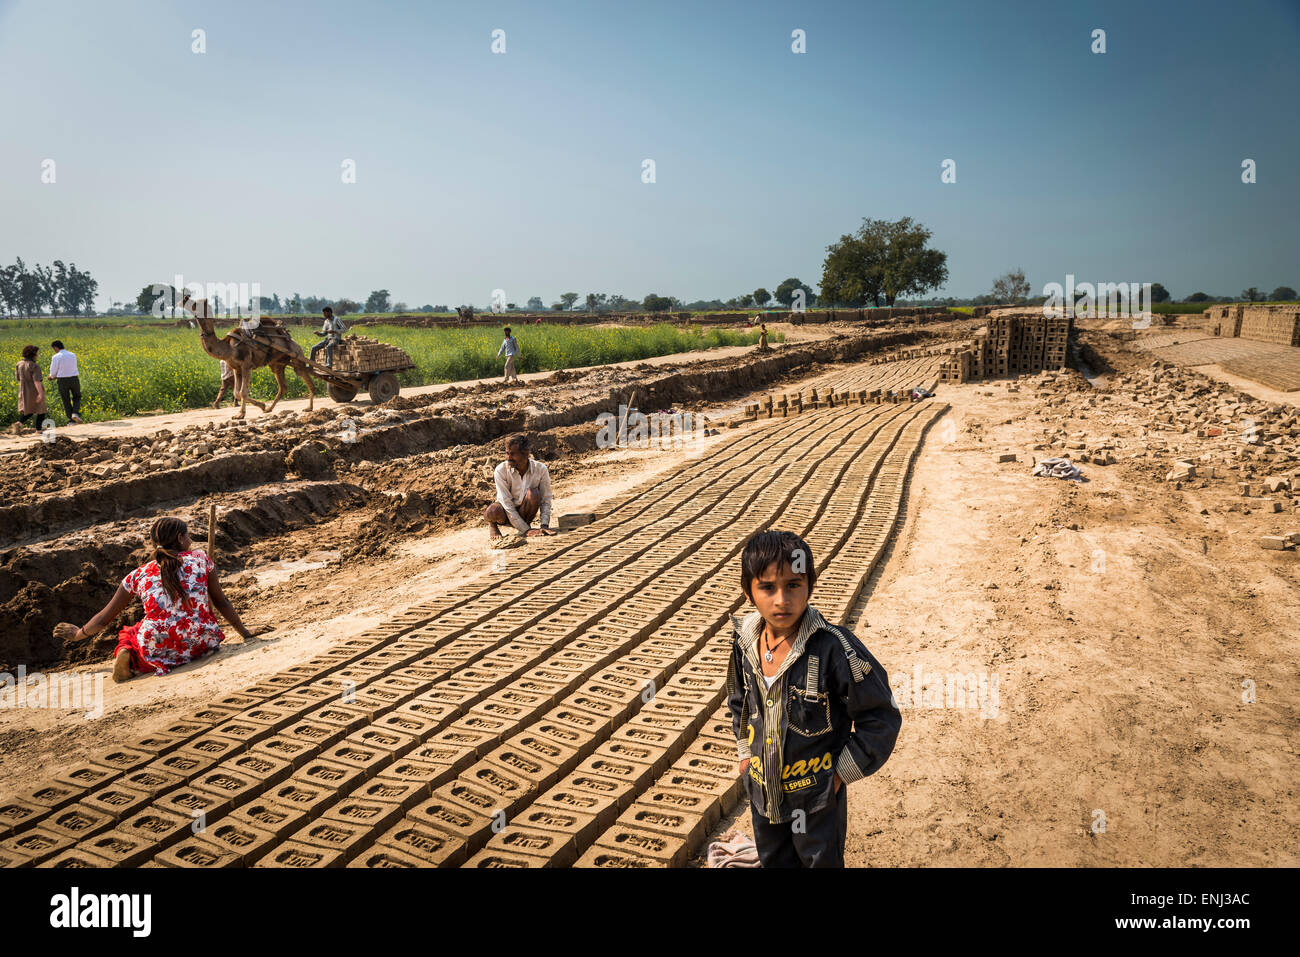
[331,336,414,374]
[938,314,1072,384]
[1205,304,1300,347]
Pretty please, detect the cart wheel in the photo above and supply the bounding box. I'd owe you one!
[328,382,358,403]
[368,372,399,404]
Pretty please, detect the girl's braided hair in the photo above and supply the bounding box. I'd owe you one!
[149,517,190,605]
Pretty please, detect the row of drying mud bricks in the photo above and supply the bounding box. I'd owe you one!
[939,315,1069,383]
[743,386,904,420]
[1205,304,1300,346]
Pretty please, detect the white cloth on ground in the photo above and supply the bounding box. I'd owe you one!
[707,828,760,868]
[1032,457,1082,481]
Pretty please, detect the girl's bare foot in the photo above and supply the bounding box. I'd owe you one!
[112,649,134,683]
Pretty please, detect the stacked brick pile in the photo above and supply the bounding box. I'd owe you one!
[939,314,1071,383]
[330,336,414,374]
[1206,304,1300,346]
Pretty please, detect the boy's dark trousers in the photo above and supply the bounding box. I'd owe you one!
[56,375,81,418]
[750,784,848,867]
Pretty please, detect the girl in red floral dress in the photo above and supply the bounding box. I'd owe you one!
[57,517,264,682]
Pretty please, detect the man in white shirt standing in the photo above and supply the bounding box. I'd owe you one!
[496,327,520,383]
[484,434,554,542]
[48,340,83,423]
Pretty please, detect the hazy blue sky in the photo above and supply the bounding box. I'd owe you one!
[1,0,1297,308]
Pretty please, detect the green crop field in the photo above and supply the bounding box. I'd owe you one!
[0,318,774,426]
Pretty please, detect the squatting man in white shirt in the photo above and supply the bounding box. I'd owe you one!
[484,434,555,542]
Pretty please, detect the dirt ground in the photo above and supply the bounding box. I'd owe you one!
[2,317,1295,867]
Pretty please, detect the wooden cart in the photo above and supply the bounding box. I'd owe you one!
[307,334,415,404]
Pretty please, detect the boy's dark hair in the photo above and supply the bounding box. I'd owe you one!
[322,306,333,315]
[51,340,64,349]
[506,433,530,453]
[741,530,816,600]
[504,327,511,334]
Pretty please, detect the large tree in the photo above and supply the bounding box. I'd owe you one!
[991,268,1031,303]
[752,287,771,308]
[1186,291,1210,302]
[365,289,391,313]
[1148,282,1171,303]
[642,293,674,312]
[559,292,580,310]
[821,217,947,307]
[774,277,816,308]
[1271,286,1297,301]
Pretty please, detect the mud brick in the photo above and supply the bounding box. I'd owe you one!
[120,766,186,800]
[280,718,345,750]
[663,767,736,805]
[531,719,598,761]
[391,665,449,685]
[275,686,333,707]
[372,759,455,798]
[21,780,83,811]
[348,686,406,711]
[512,677,571,703]
[699,715,736,742]
[191,766,265,806]
[416,685,481,709]
[0,827,76,865]
[640,698,707,731]
[181,732,247,761]
[680,753,736,780]
[377,819,468,867]
[117,806,192,852]
[461,761,538,818]
[225,800,309,842]
[145,749,217,783]
[573,682,642,723]
[269,780,340,818]
[351,776,429,812]
[584,746,656,791]
[396,694,464,724]
[253,841,345,868]
[293,758,367,797]
[232,703,297,732]
[320,741,392,779]
[292,817,376,862]
[305,702,372,735]
[546,704,613,738]
[572,845,663,868]
[612,724,680,774]
[182,704,240,727]
[619,800,706,846]
[659,685,719,707]
[636,786,721,829]
[40,802,113,842]
[84,746,155,776]
[0,798,48,837]
[215,692,264,711]
[54,762,120,791]
[196,818,278,864]
[346,844,432,868]
[513,803,601,854]
[409,788,495,850]
[377,709,444,740]
[592,824,689,866]
[225,750,293,786]
[153,836,241,868]
[38,847,116,868]
[249,735,316,769]
[255,673,306,692]
[625,708,696,736]
[505,732,582,777]
[471,827,574,867]
[133,731,188,756]
[345,725,419,758]
[78,786,153,825]
[209,719,272,749]
[429,723,507,758]
[408,740,478,773]
[320,796,404,836]
[469,697,545,726]
[158,785,234,823]
[570,762,646,811]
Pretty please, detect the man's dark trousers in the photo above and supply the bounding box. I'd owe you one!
[56,375,81,418]
[750,783,849,867]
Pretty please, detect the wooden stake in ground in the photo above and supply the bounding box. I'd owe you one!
[207,503,216,559]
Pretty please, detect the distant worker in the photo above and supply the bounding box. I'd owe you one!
[52,517,266,682]
[16,344,49,429]
[310,306,347,368]
[758,323,771,352]
[497,326,521,384]
[48,340,83,423]
[484,434,553,542]
[213,359,237,408]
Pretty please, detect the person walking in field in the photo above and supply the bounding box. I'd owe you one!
[757,323,771,352]
[483,434,554,542]
[48,340,83,423]
[15,344,49,429]
[310,305,347,368]
[726,530,901,867]
[213,359,237,408]
[53,517,266,682]
[497,326,520,383]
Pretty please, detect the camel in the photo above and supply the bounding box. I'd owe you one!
[183,294,317,419]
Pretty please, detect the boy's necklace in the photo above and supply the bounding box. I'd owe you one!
[762,625,792,663]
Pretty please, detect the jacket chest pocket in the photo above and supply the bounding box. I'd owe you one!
[787,655,831,737]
